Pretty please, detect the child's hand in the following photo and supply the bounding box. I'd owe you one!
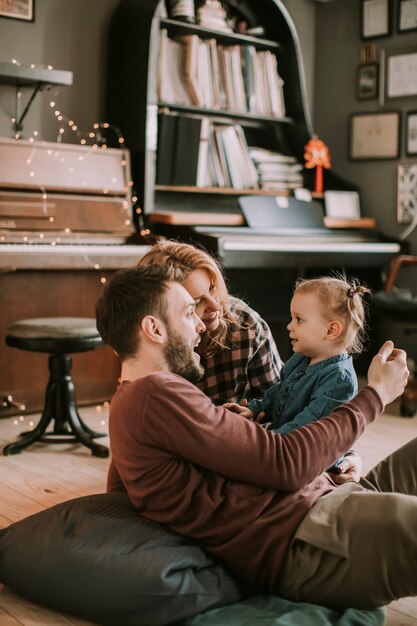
[223,401,254,420]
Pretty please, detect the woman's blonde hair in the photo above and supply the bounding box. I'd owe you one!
[137,240,239,357]
[294,274,371,354]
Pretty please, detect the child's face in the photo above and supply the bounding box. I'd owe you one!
[287,292,333,359]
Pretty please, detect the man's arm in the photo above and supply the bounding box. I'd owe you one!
[142,377,379,493]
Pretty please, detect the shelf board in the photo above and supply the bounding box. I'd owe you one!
[159,18,280,50]
[155,185,291,196]
[158,102,292,125]
[148,210,244,226]
[0,61,73,88]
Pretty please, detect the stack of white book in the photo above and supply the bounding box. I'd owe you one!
[248,147,303,190]
[157,30,286,117]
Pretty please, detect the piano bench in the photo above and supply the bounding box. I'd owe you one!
[2,318,109,458]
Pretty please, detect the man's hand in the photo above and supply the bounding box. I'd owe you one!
[223,401,255,420]
[328,450,363,485]
[367,341,409,407]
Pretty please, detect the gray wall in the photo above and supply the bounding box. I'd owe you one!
[0,0,119,142]
[314,0,417,255]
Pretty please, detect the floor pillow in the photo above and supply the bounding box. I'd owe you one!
[0,492,243,626]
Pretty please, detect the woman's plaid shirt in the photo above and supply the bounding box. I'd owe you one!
[196,297,283,405]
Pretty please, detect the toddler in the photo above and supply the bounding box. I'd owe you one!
[225,275,370,468]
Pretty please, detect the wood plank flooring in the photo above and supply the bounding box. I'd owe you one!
[0,402,416,625]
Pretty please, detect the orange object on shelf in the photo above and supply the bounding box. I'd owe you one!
[304,136,331,194]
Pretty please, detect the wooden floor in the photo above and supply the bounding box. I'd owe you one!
[0,401,416,625]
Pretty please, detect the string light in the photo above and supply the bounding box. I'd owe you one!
[4,59,149,267]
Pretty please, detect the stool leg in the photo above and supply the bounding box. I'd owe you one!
[3,354,109,457]
[3,376,56,455]
[52,355,109,457]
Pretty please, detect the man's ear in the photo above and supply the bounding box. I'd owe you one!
[326,320,343,341]
[141,315,166,344]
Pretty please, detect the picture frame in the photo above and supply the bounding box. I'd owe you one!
[397,162,417,223]
[398,0,417,33]
[361,0,391,39]
[360,42,378,63]
[406,110,417,156]
[0,0,34,22]
[386,49,417,98]
[350,111,400,160]
[356,63,379,99]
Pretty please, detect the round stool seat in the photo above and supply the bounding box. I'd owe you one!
[6,317,103,354]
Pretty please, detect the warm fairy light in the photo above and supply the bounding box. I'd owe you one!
[136,207,142,214]
[89,132,94,138]
[125,219,131,225]
[19,415,24,421]
[64,227,71,233]
[101,144,107,150]
[100,420,106,426]
[49,216,54,222]
[59,128,64,134]
[121,159,126,166]
[104,401,110,408]
[94,263,100,269]
[100,277,107,284]
[93,123,99,129]
[131,196,137,202]
[50,101,55,107]
[39,233,44,239]
[103,123,109,129]
[47,65,53,70]
[118,137,124,144]
[96,405,102,412]
[128,180,133,187]
[140,229,151,236]
[80,139,86,144]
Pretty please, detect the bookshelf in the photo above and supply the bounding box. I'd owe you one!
[107,0,316,229]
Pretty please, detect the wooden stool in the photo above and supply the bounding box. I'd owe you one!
[3,318,109,457]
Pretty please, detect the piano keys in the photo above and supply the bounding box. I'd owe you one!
[191,226,401,269]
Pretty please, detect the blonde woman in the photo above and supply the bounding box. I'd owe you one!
[138,240,282,405]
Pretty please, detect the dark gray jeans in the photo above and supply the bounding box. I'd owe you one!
[278,436,417,609]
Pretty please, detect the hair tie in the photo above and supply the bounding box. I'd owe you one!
[348,286,356,298]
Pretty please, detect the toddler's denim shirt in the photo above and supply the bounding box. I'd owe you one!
[247,352,357,434]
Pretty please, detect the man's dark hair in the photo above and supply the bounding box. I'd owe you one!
[96,264,172,360]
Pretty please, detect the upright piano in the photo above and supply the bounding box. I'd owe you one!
[0,138,149,416]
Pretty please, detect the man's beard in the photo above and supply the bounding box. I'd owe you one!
[164,331,204,383]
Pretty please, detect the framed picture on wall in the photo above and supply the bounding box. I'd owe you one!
[350,111,400,160]
[356,63,379,99]
[397,162,417,223]
[386,49,417,98]
[0,0,34,22]
[361,0,391,39]
[406,111,417,156]
[398,0,417,32]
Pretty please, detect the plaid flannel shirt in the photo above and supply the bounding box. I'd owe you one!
[196,297,283,405]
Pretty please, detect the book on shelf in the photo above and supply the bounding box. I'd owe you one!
[176,34,204,107]
[156,112,179,185]
[157,29,286,118]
